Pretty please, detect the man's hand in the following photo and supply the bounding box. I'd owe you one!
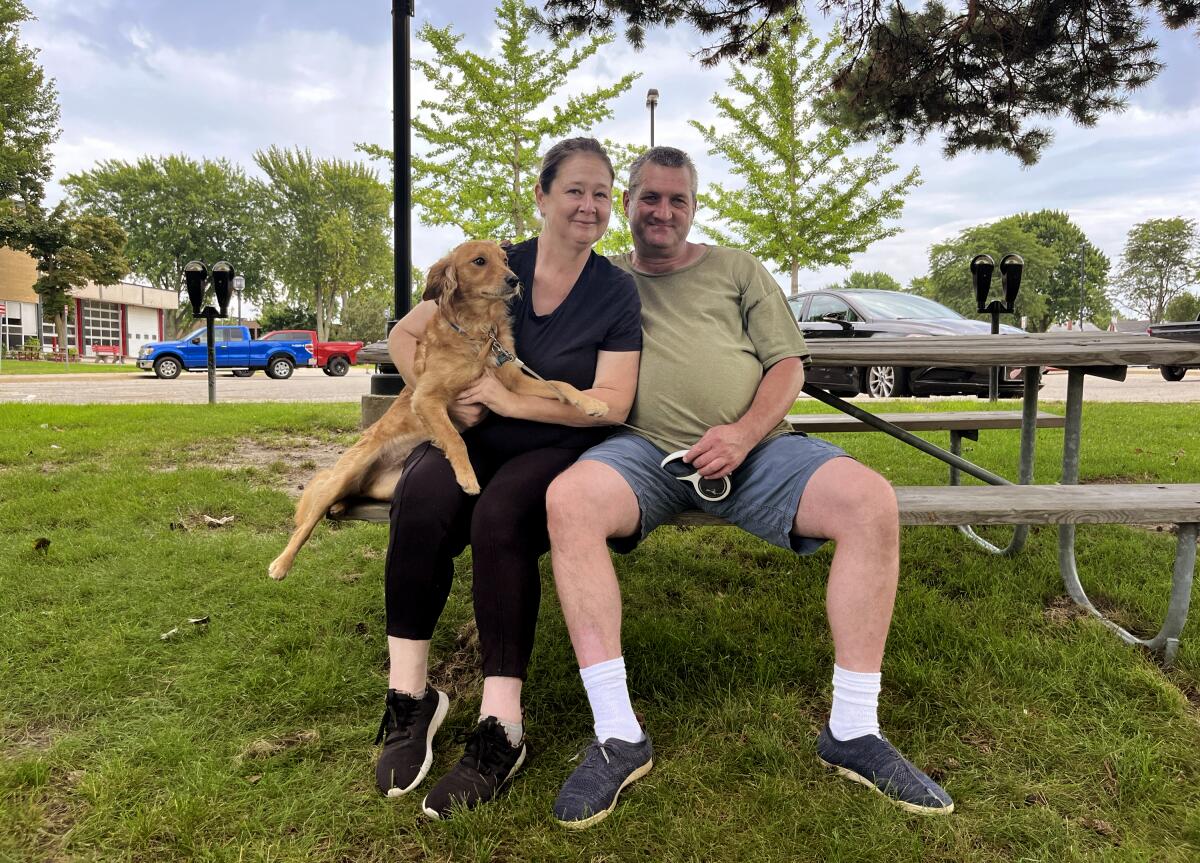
[685,423,757,479]
[457,374,519,418]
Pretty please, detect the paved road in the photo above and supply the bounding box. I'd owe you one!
[2,365,1197,406]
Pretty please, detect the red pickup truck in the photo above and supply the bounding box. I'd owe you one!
[255,330,364,377]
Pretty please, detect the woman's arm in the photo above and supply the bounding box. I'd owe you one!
[386,300,437,381]
[457,349,640,427]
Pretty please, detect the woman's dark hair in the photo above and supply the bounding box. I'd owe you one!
[538,137,614,192]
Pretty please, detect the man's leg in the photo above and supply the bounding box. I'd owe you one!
[791,457,899,675]
[545,455,657,829]
[546,460,642,737]
[792,457,953,814]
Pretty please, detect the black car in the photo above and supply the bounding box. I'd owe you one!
[788,289,1027,398]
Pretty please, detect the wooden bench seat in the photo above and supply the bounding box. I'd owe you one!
[329,483,1199,665]
[785,410,1064,435]
[92,345,124,363]
[330,484,1200,529]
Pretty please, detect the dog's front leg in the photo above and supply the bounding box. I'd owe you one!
[495,364,609,417]
[412,391,480,495]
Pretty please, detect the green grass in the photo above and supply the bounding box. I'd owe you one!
[1,400,1198,862]
[0,359,141,375]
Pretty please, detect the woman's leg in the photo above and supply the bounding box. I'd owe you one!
[470,447,585,723]
[384,442,476,692]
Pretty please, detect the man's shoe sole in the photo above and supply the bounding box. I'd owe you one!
[383,690,449,797]
[419,742,528,820]
[817,755,954,815]
[554,758,653,830]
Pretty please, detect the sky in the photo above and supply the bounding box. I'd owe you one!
[21,0,1200,312]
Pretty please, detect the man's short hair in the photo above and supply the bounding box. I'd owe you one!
[627,147,698,202]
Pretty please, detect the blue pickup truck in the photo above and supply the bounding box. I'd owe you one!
[137,325,314,380]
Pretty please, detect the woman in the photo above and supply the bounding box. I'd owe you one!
[377,138,641,818]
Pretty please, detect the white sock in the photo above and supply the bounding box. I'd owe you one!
[580,657,644,743]
[481,714,523,748]
[829,664,882,741]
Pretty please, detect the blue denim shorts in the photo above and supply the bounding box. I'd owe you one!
[580,432,850,554]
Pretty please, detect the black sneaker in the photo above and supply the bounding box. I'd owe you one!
[816,725,954,814]
[421,716,527,819]
[374,687,449,797]
[553,733,654,830]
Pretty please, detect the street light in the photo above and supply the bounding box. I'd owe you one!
[646,88,659,147]
[232,275,246,326]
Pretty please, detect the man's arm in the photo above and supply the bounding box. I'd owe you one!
[685,356,805,478]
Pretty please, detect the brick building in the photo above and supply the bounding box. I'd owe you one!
[0,247,177,359]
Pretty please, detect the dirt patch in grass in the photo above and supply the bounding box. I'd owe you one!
[1,724,57,757]
[213,436,348,498]
[1042,594,1140,631]
[429,620,482,701]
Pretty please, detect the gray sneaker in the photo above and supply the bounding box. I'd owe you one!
[816,725,954,814]
[553,734,654,829]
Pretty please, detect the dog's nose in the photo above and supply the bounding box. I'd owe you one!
[505,274,519,288]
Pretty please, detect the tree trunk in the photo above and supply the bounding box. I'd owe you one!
[512,139,524,238]
[54,312,67,354]
[790,262,800,297]
[315,282,327,342]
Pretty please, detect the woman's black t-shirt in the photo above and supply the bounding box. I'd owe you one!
[465,236,642,456]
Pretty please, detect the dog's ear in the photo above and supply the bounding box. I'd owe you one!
[422,256,457,302]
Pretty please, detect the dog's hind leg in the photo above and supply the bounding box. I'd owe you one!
[268,465,360,581]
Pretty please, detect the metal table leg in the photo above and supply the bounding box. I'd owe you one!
[951,366,1041,556]
[1054,368,1194,665]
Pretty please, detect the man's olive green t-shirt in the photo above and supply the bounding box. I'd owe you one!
[612,246,809,453]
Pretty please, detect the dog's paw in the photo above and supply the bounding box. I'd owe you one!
[328,501,347,517]
[454,472,482,495]
[268,558,289,581]
[577,397,609,418]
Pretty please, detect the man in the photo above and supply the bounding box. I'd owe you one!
[545,147,953,829]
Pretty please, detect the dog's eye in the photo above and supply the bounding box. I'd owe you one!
[472,257,487,266]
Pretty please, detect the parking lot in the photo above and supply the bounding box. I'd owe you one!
[1,365,1197,405]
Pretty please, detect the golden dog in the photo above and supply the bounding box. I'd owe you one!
[268,240,608,581]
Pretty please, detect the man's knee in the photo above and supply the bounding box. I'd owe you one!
[546,461,638,541]
[802,459,898,542]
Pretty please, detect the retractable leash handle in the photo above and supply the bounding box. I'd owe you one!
[660,450,732,503]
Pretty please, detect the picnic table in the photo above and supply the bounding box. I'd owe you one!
[798,331,1200,662]
[355,332,1200,661]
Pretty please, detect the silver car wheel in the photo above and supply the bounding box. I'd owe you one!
[867,365,896,398]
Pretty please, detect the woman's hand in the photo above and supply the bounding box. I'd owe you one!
[448,397,489,429]
[457,374,519,418]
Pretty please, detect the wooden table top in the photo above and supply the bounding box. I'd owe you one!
[359,332,1200,370]
[799,332,1200,368]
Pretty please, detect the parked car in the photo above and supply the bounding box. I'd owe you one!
[1146,314,1200,380]
[788,289,1028,398]
[256,330,364,377]
[137,325,313,380]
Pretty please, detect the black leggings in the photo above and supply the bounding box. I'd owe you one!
[384,440,584,680]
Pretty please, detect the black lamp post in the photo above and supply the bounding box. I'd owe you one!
[184,259,236,405]
[371,0,415,397]
[972,252,1023,401]
[646,88,659,147]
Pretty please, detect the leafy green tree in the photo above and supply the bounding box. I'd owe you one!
[689,12,918,297]
[1011,211,1111,328]
[255,147,392,342]
[1115,217,1200,323]
[63,155,271,336]
[540,0,1200,164]
[24,205,128,347]
[912,219,1058,331]
[0,0,59,229]
[258,303,316,333]
[827,271,902,293]
[1164,292,1200,322]
[914,212,1111,331]
[361,0,637,246]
